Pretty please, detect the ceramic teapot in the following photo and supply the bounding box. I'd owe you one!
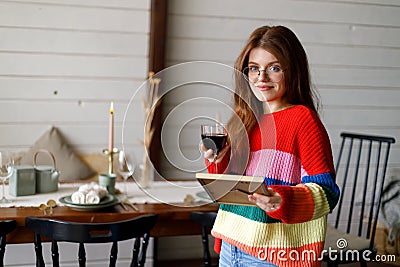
[34,149,60,193]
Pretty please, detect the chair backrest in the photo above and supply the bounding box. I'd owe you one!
[190,212,217,267]
[331,132,395,249]
[26,214,157,267]
[0,220,17,267]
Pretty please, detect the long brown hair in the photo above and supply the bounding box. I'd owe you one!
[226,25,319,174]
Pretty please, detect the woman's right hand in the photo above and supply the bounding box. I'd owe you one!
[200,143,230,163]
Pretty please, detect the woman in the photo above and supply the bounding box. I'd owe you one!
[203,25,340,266]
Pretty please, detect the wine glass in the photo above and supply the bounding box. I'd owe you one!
[201,124,228,173]
[118,149,136,199]
[0,150,14,203]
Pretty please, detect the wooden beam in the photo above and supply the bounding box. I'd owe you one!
[148,0,168,176]
[149,0,168,73]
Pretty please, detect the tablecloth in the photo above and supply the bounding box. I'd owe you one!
[0,180,210,208]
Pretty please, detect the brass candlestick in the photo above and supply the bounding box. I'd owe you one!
[102,148,119,174]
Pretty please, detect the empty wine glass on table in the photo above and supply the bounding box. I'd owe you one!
[118,149,136,199]
[0,150,14,203]
[201,124,228,173]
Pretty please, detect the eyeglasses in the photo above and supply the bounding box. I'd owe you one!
[243,65,284,83]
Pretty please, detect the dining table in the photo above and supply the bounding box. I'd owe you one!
[0,180,219,244]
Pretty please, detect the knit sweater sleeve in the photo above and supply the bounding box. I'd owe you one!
[267,109,340,224]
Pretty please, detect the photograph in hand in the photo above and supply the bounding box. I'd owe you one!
[196,173,269,206]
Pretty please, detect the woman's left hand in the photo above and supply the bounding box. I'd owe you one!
[248,188,282,212]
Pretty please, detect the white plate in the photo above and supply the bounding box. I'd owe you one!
[59,194,119,211]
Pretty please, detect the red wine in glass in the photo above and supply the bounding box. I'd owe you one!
[201,133,228,154]
[201,124,228,173]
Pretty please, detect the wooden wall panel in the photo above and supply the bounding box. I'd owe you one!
[0,1,149,32]
[169,0,399,26]
[0,28,148,56]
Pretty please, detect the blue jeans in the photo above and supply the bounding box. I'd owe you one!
[219,240,278,267]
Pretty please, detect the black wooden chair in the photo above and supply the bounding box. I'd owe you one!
[190,212,218,267]
[0,220,17,267]
[26,214,157,267]
[324,132,395,267]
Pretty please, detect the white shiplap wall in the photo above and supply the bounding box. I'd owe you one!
[0,1,153,266]
[160,0,400,179]
[0,0,150,157]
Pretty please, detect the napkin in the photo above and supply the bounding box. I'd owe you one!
[71,191,86,204]
[71,182,108,204]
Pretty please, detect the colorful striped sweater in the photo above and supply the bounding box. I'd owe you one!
[209,105,340,267]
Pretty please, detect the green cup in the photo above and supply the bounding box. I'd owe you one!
[98,173,116,195]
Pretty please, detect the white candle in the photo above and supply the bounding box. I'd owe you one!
[108,101,114,152]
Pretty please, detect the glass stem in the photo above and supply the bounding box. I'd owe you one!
[1,180,5,200]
